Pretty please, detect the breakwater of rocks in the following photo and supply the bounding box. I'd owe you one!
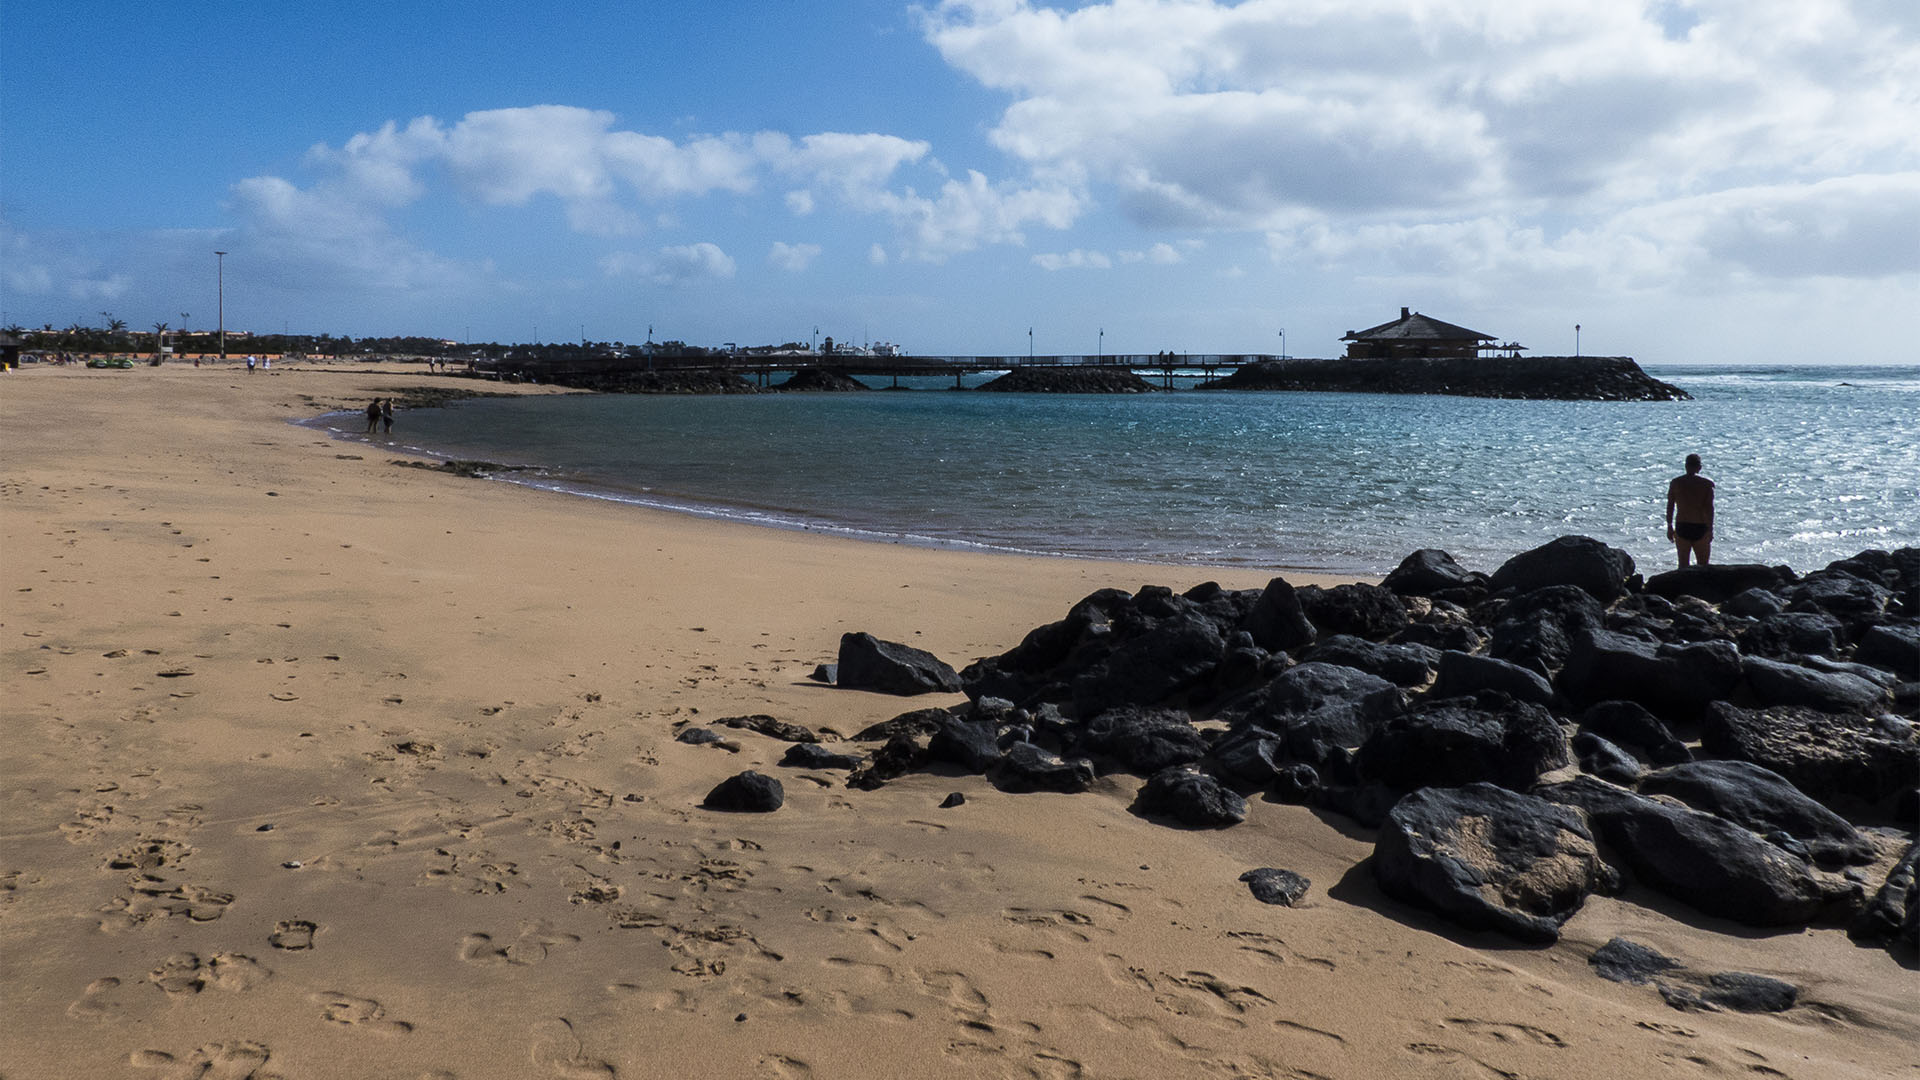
[1204,355,1689,400]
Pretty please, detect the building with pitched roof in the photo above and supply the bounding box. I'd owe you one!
[1341,307,1521,360]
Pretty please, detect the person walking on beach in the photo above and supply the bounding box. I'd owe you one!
[381,398,394,434]
[366,398,382,435]
[1666,453,1715,568]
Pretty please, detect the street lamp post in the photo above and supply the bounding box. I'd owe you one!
[1028,327,1033,362]
[1098,328,1104,362]
[1279,328,1287,360]
[1575,324,1582,357]
[214,251,227,359]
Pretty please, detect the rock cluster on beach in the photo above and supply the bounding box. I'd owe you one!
[715,536,1919,960]
[1203,355,1690,401]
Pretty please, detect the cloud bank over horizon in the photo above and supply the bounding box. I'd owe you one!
[3,1,1915,359]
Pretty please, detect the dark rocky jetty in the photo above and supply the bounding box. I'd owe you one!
[528,368,760,394]
[977,367,1160,393]
[773,368,871,391]
[783,537,1916,961]
[1202,355,1689,401]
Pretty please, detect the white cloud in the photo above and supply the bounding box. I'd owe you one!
[1033,249,1113,270]
[1118,242,1183,265]
[925,0,1920,283]
[768,241,822,272]
[603,243,736,285]
[785,189,816,215]
[868,243,889,265]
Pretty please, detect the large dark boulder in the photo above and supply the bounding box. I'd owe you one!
[1559,630,1741,720]
[1849,840,1919,949]
[1134,767,1247,828]
[1430,650,1556,706]
[1785,570,1892,626]
[1488,585,1607,677]
[1739,612,1846,660]
[1489,536,1636,603]
[703,771,784,812]
[1740,656,1889,714]
[1070,616,1225,712]
[1372,784,1619,944]
[991,742,1095,793]
[1357,691,1569,792]
[1242,577,1317,652]
[1701,703,1919,808]
[1211,727,1285,787]
[837,633,963,695]
[1573,731,1644,785]
[1637,760,1876,867]
[1220,662,1403,765]
[846,734,929,790]
[1539,778,1838,926]
[1303,636,1440,687]
[1643,564,1796,605]
[1579,700,1691,765]
[1383,549,1487,598]
[927,718,1004,773]
[1856,624,1920,678]
[1295,583,1408,641]
[1079,706,1210,774]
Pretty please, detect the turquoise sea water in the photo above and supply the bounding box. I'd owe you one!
[313,365,1919,578]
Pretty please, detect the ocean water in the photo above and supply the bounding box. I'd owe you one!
[314,365,1919,578]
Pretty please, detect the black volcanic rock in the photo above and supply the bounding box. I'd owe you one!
[1850,840,1919,948]
[1372,784,1619,944]
[1701,702,1919,808]
[1383,549,1487,598]
[1488,585,1607,677]
[1430,650,1556,706]
[1358,691,1569,792]
[1302,636,1440,687]
[1295,583,1409,641]
[1135,767,1247,828]
[1490,536,1637,603]
[1558,630,1741,720]
[1578,700,1690,766]
[1740,656,1889,714]
[1637,760,1876,867]
[703,771,784,812]
[1538,777,1838,927]
[1644,564,1797,605]
[1240,868,1311,907]
[1242,577,1317,652]
[837,633,964,696]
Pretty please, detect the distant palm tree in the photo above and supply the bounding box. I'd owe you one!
[153,322,170,354]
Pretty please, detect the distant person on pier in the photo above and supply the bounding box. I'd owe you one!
[1666,453,1715,568]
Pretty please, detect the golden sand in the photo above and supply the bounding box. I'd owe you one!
[2,364,1911,1079]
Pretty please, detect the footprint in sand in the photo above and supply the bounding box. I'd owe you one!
[1442,1017,1567,1048]
[312,990,415,1036]
[148,952,271,996]
[68,976,139,1022]
[459,921,580,966]
[130,1040,278,1080]
[758,1055,814,1078]
[269,919,317,950]
[528,1017,615,1078]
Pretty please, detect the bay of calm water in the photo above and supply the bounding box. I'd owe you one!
[313,365,1919,578]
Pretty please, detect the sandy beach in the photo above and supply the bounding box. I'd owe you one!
[2,363,1912,1080]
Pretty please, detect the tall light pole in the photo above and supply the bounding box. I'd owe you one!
[214,251,227,359]
[1575,324,1582,357]
[1278,328,1287,360]
[1028,326,1033,361]
[1098,327,1104,362]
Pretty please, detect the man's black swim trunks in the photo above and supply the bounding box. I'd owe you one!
[1675,522,1709,542]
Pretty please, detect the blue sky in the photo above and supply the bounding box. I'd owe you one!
[5,0,1917,362]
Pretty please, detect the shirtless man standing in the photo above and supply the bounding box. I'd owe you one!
[1666,454,1715,568]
